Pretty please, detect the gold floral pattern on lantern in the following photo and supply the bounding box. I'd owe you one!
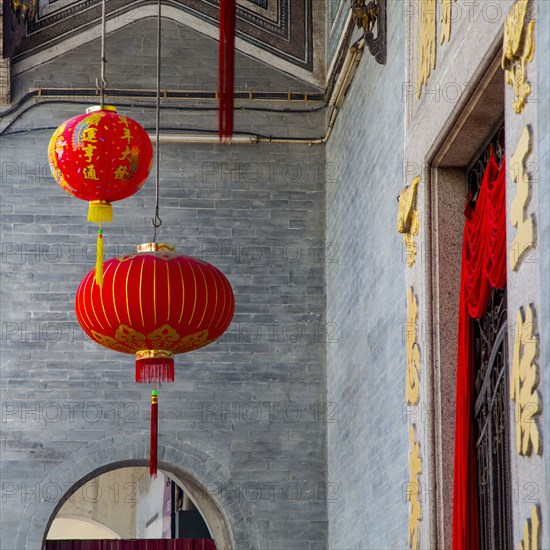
[91,324,211,355]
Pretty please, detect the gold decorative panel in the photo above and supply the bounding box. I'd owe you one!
[407,424,422,550]
[509,126,535,271]
[397,176,420,267]
[406,287,421,405]
[511,304,541,456]
[520,505,541,550]
[439,0,455,44]
[416,0,437,99]
[502,0,535,114]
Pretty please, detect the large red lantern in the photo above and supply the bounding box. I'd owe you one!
[49,106,153,285]
[75,242,235,382]
[75,242,235,476]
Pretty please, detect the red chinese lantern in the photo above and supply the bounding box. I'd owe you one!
[75,242,235,475]
[48,106,153,285]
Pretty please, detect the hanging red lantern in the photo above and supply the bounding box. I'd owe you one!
[75,242,235,381]
[74,242,235,475]
[48,106,153,285]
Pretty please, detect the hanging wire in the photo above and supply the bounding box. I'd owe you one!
[96,0,108,107]
[151,0,163,242]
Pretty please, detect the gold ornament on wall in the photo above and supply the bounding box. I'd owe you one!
[511,304,541,456]
[397,176,420,267]
[407,424,422,550]
[416,0,437,98]
[502,0,535,114]
[519,505,541,550]
[406,287,421,405]
[439,0,455,44]
[509,126,535,271]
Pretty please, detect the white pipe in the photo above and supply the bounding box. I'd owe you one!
[150,134,259,144]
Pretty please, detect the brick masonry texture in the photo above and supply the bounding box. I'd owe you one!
[0,19,327,549]
[325,3,409,548]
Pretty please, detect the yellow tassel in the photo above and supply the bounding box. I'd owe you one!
[95,227,104,287]
[88,201,113,223]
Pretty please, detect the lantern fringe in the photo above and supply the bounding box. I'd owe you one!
[136,357,175,385]
[88,201,112,223]
[95,227,104,287]
[150,389,158,478]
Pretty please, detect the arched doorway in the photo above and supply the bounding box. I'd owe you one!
[44,467,214,543]
[12,436,257,550]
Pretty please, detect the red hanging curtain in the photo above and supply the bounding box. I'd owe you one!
[218,0,236,139]
[452,150,506,549]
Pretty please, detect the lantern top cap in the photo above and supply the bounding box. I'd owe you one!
[137,243,175,253]
[86,105,117,114]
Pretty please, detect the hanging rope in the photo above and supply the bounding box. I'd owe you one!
[152,0,163,242]
[96,0,108,107]
[149,0,163,478]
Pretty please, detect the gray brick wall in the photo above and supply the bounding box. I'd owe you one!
[0,19,327,549]
[325,2,409,548]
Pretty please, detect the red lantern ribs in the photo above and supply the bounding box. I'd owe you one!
[75,243,235,385]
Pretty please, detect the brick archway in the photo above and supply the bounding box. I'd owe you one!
[15,434,258,549]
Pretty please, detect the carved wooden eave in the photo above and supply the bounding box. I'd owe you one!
[5,0,323,86]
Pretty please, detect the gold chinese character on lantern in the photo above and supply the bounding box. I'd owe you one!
[119,146,132,161]
[81,127,98,143]
[82,144,97,163]
[122,128,134,144]
[83,164,99,180]
[114,165,129,181]
[511,304,541,456]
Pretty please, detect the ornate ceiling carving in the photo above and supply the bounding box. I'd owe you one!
[10,0,313,72]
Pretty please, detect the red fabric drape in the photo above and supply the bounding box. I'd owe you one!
[452,150,506,550]
[218,0,236,139]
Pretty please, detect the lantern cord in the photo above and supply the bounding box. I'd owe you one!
[151,0,163,243]
[97,0,108,108]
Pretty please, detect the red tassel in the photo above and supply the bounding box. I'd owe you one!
[150,390,158,478]
[136,356,174,384]
[219,0,236,139]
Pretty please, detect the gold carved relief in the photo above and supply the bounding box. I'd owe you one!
[407,424,422,550]
[416,0,437,98]
[502,0,535,114]
[398,176,420,267]
[511,304,541,456]
[439,0,455,44]
[406,287,421,405]
[509,126,535,271]
[520,505,541,550]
